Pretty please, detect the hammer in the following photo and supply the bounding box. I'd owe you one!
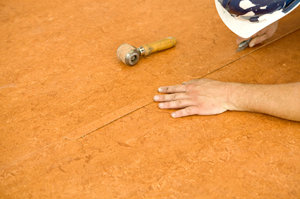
[117,37,177,66]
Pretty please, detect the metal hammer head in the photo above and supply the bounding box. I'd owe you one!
[117,44,140,66]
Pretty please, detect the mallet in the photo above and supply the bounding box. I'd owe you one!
[117,37,177,66]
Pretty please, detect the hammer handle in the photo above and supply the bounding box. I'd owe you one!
[141,37,176,56]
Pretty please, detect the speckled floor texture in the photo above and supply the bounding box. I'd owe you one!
[0,0,300,198]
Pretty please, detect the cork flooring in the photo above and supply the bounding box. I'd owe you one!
[0,0,299,198]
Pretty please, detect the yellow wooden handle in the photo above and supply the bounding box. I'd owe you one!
[141,37,176,56]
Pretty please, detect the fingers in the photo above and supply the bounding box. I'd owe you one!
[237,28,269,47]
[237,33,267,48]
[171,106,199,118]
[158,100,195,109]
[158,85,186,93]
[247,22,278,47]
[249,34,268,47]
[236,36,249,45]
[153,93,188,102]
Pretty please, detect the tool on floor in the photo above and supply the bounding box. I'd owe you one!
[117,37,177,66]
[237,38,252,52]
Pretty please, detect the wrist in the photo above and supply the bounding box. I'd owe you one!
[225,82,247,112]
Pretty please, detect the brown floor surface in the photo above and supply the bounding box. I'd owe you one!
[0,0,299,198]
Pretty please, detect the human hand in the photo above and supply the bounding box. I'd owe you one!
[154,79,234,118]
[237,21,278,48]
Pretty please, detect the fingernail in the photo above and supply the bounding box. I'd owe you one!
[158,88,163,92]
[171,113,176,118]
[159,103,164,108]
[249,41,254,47]
[153,95,159,101]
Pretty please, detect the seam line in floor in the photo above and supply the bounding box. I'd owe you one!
[1,28,298,171]
[78,28,300,138]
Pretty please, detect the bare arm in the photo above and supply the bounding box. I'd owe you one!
[154,79,300,122]
[229,82,300,121]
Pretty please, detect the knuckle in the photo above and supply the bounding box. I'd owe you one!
[170,101,176,107]
[179,85,186,92]
[175,100,183,107]
[185,107,193,114]
[188,107,193,113]
[171,94,176,100]
[163,103,169,108]
[186,84,195,91]
[177,110,184,116]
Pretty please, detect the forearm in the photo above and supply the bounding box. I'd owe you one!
[228,82,300,121]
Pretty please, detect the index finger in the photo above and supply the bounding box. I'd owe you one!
[158,85,186,93]
[236,36,250,45]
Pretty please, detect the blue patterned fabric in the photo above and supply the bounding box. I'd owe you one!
[218,0,299,22]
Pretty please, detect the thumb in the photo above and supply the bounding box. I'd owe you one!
[249,34,268,47]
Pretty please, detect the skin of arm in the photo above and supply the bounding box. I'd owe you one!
[154,79,300,122]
